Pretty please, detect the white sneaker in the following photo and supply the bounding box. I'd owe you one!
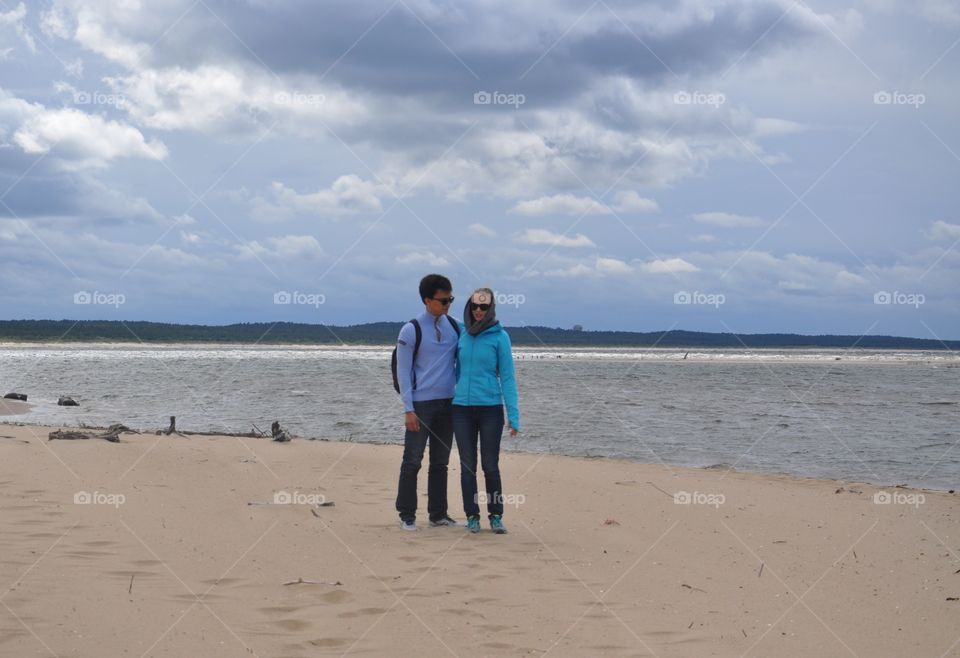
[400,519,418,531]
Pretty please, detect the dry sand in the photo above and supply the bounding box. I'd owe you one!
[0,422,957,657]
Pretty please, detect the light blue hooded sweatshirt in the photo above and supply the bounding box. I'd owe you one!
[453,298,520,430]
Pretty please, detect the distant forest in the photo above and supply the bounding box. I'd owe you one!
[1,320,957,349]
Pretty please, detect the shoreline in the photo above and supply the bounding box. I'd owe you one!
[0,421,957,657]
[1,341,956,365]
[4,420,954,495]
[0,398,32,416]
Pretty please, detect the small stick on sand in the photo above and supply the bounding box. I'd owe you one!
[646,482,674,499]
[128,574,135,594]
[758,562,764,578]
[282,577,342,586]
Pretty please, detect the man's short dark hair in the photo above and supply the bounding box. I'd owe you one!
[419,274,452,303]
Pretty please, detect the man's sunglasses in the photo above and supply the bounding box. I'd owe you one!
[431,296,455,305]
[470,303,491,311]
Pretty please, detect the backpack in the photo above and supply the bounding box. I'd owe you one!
[392,315,461,394]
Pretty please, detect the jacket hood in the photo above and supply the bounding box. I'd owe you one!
[463,294,500,336]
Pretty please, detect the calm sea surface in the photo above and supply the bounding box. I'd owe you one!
[2,345,958,489]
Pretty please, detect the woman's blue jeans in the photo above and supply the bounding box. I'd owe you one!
[452,404,505,518]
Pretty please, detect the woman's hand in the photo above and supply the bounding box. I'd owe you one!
[508,426,518,438]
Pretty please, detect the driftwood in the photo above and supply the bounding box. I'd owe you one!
[154,416,268,438]
[49,423,133,443]
[159,416,186,437]
[50,429,120,443]
[271,420,291,442]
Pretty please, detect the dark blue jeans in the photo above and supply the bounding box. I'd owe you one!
[452,404,505,518]
[396,398,453,522]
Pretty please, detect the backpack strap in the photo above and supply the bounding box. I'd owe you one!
[409,318,422,390]
[446,315,461,336]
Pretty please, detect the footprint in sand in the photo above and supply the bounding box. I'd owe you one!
[64,550,115,558]
[468,596,498,604]
[338,607,389,618]
[443,608,473,617]
[318,589,353,604]
[129,560,162,568]
[307,637,352,648]
[272,618,312,631]
[200,577,244,587]
[259,605,300,615]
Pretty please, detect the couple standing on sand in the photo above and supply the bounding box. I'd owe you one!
[394,274,521,534]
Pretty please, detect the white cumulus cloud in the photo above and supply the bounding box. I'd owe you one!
[639,257,700,274]
[517,228,595,248]
[251,175,384,221]
[4,99,167,170]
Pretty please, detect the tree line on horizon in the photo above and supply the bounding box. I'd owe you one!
[0,320,956,350]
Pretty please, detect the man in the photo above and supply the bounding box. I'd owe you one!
[395,274,461,530]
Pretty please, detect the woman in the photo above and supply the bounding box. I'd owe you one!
[453,288,520,534]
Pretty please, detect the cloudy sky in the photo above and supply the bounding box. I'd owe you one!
[0,0,957,339]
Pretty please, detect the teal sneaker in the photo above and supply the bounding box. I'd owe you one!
[489,515,507,534]
[466,515,481,533]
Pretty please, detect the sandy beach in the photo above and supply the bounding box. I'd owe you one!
[0,422,957,657]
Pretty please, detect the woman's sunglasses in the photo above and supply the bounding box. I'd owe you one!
[470,303,491,311]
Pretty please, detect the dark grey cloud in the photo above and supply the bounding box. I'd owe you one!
[137,0,824,106]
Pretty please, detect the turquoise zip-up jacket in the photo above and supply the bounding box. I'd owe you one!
[453,322,520,430]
